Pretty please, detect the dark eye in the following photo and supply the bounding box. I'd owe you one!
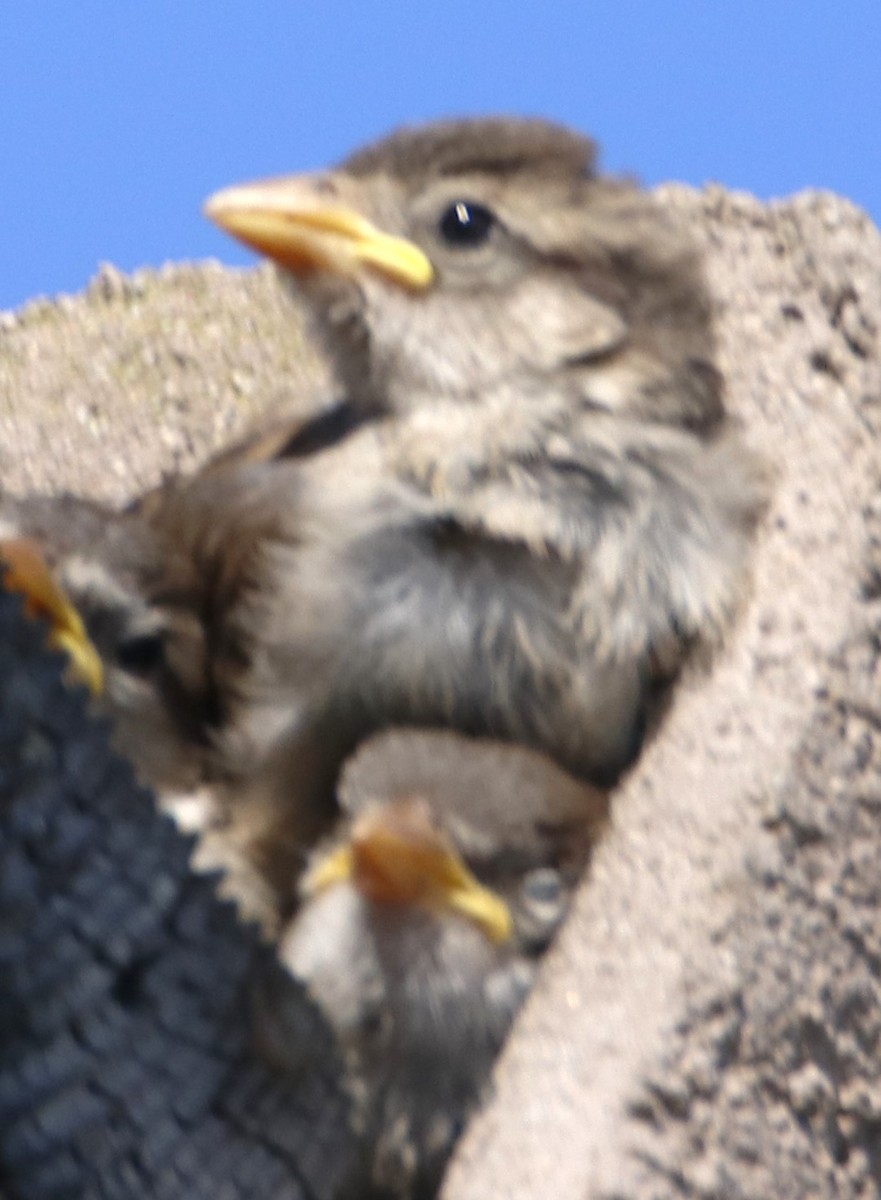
[116,632,165,676]
[438,200,494,247]
[515,867,569,952]
[522,868,564,910]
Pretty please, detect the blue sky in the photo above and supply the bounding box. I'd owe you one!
[3,3,879,313]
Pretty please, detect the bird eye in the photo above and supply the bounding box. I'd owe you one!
[116,632,165,676]
[522,868,564,910]
[518,867,568,947]
[438,200,494,247]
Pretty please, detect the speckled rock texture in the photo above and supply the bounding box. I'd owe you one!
[2,185,879,1198]
[0,260,331,502]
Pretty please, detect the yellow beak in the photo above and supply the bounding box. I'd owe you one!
[304,799,513,945]
[204,175,434,291]
[1,538,104,696]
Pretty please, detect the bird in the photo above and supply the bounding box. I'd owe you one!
[262,726,609,1199]
[202,116,768,794]
[0,491,202,792]
[0,489,289,932]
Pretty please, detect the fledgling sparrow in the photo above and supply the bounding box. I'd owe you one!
[0,490,287,931]
[261,727,608,1198]
[202,117,768,794]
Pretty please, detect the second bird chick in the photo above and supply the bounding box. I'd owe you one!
[265,727,608,1198]
[0,489,292,933]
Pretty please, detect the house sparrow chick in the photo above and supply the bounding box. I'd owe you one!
[204,117,768,788]
[265,727,608,1198]
[0,491,285,931]
[0,492,204,791]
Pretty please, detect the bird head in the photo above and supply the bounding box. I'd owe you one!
[0,494,210,794]
[280,729,606,1059]
[206,117,720,430]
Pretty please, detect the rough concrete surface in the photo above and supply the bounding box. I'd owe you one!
[0,260,331,502]
[2,187,880,1198]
